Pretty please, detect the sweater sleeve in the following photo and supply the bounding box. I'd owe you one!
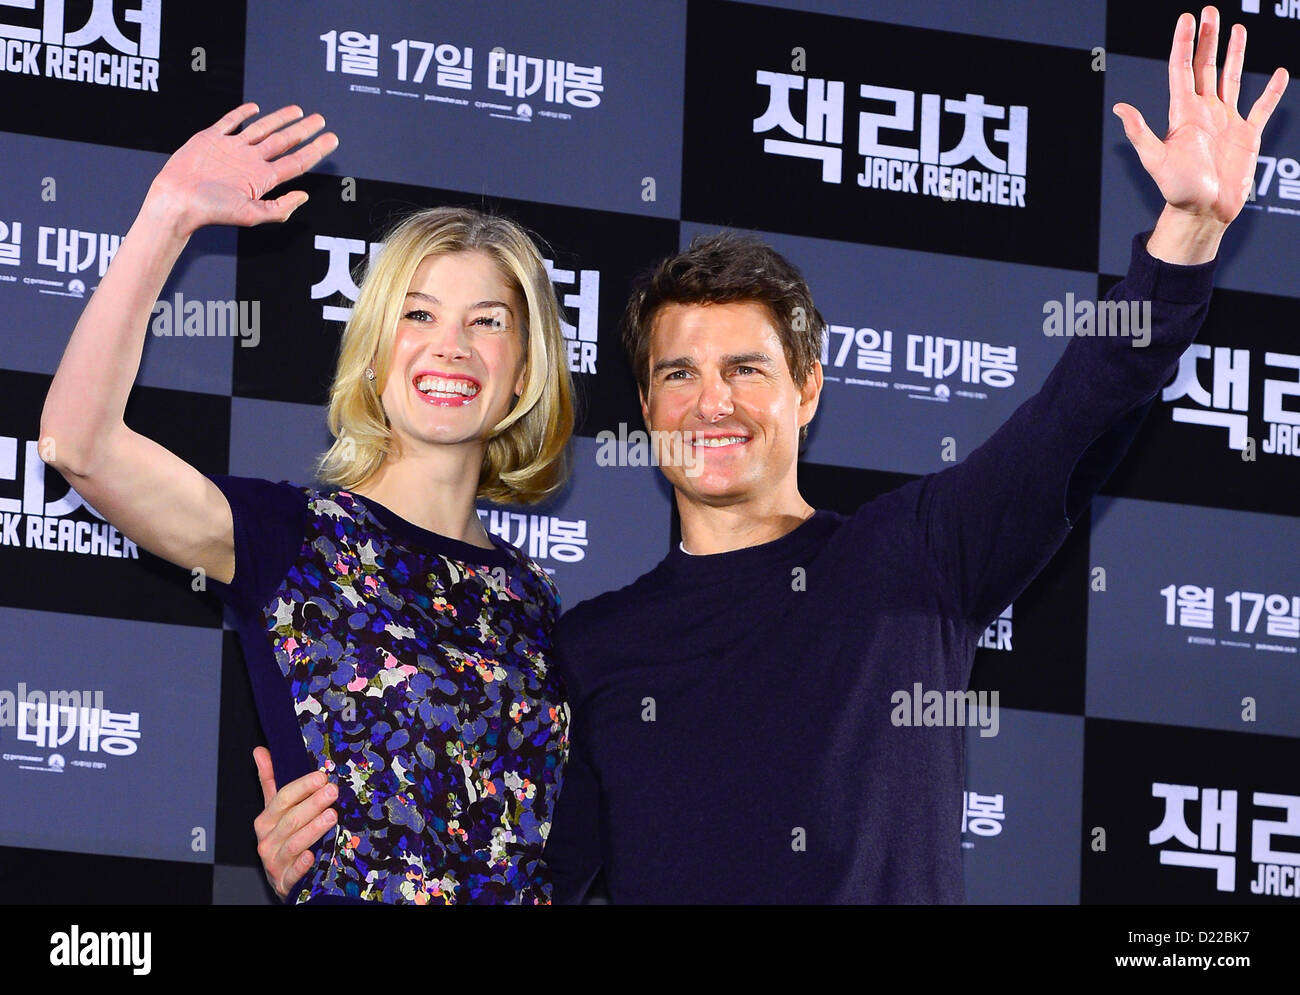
[910,230,1217,635]
[539,634,604,904]
[203,475,309,613]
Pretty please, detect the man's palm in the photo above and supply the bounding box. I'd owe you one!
[1113,7,1289,225]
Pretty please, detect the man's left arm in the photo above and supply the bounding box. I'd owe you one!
[911,6,1288,633]
[913,227,1213,633]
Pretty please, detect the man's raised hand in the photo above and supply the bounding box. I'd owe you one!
[147,103,339,239]
[1112,6,1289,228]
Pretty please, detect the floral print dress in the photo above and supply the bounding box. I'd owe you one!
[207,477,570,904]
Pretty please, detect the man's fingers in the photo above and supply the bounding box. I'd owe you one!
[1191,6,1219,98]
[282,804,337,868]
[252,766,331,836]
[1113,103,1164,172]
[1167,11,1197,120]
[240,104,304,145]
[1220,22,1246,112]
[256,777,337,850]
[1246,66,1290,132]
[276,850,317,901]
[260,784,337,899]
[253,746,277,808]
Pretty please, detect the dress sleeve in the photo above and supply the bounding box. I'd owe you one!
[204,475,309,613]
[898,230,1217,635]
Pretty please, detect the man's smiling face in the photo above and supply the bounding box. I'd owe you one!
[640,300,821,506]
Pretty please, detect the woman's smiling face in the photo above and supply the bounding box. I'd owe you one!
[378,249,527,453]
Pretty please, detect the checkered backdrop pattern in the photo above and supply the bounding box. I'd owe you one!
[0,0,1297,904]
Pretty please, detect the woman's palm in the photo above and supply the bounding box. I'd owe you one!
[153,103,338,232]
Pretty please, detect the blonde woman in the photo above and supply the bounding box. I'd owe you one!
[41,104,576,904]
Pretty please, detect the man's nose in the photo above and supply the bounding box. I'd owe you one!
[696,374,734,421]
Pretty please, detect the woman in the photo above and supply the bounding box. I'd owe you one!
[40,103,576,904]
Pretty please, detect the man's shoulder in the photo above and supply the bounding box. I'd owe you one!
[809,474,926,538]
[555,558,671,645]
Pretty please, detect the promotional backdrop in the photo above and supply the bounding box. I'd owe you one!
[0,0,1297,905]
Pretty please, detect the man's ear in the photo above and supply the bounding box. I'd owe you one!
[639,388,650,429]
[798,360,823,429]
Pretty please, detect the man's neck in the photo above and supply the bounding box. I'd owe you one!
[676,491,816,556]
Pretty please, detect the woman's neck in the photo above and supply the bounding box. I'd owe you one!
[351,445,491,548]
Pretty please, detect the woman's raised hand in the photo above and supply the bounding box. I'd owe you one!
[147,103,338,237]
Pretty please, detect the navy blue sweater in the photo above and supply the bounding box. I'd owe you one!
[542,231,1217,903]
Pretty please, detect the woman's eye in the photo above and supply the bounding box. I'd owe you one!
[404,309,432,322]
[474,316,504,328]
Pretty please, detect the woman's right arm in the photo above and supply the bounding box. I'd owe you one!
[39,103,337,585]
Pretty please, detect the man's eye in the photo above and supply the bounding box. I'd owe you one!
[733,366,757,375]
[665,370,688,380]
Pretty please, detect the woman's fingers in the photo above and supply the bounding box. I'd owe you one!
[255,112,326,162]
[269,131,339,187]
[249,189,309,225]
[213,102,260,135]
[240,104,305,145]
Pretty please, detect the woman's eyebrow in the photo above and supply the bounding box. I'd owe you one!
[404,291,513,313]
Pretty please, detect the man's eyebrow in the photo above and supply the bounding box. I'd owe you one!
[721,352,775,367]
[651,352,777,376]
[652,355,699,376]
[404,292,514,314]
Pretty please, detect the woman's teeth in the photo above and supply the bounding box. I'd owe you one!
[416,375,479,398]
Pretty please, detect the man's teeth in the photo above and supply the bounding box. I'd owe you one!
[415,375,479,397]
[695,436,747,447]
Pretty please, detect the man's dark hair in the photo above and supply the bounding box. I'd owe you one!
[620,230,826,444]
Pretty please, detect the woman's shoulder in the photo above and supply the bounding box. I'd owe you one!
[203,475,317,611]
[494,541,563,615]
[208,474,314,527]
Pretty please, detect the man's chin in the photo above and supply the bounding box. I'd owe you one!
[669,473,752,506]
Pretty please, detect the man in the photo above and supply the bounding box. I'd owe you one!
[250,7,1288,902]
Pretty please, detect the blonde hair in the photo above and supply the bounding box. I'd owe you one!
[316,206,574,505]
